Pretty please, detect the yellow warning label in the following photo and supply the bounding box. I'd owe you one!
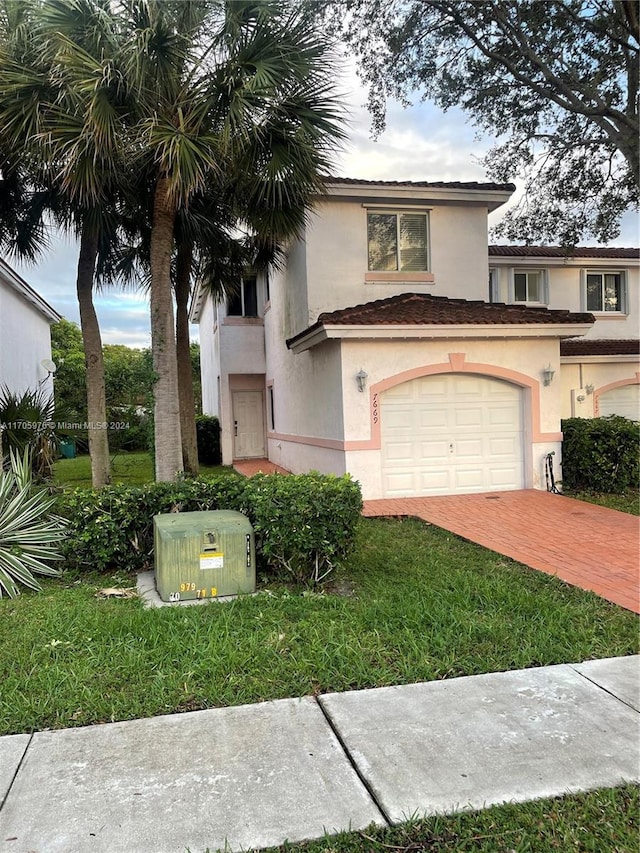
[200,552,224,569]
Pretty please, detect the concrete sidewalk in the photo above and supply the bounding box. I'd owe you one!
[1,657,638,853]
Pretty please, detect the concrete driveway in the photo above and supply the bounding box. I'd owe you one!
[363,490,639,612]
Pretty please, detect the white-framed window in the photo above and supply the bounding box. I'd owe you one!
[582,270,627,313]
[489,268,500,302]
[367,211,429,272]
[509,269,548,304]
[227,274,258,317]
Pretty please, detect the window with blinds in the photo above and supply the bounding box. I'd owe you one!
[367,211,429,272]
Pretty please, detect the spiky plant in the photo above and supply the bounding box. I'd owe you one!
[0,447,67,598]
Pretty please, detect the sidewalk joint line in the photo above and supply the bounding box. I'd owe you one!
[314,696,392,828]
[0,732,34,813]
[569,666,640,715]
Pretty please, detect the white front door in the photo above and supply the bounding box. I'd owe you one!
[381,374,524,496]
[232,391,266,458]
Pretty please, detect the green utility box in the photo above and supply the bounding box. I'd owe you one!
[154,510,255,603]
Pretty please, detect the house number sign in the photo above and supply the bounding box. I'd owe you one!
[372,392,379,425]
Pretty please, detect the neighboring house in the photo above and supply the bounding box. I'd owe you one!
[191,178,638,499]
[488,246,639,422]
[0,257,61,397]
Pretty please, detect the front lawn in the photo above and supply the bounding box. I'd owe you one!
[1,517,637,736]
[566,489,640,516]
[53,450,233,488]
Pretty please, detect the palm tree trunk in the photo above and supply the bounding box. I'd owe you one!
[76,223,110,488]
[150,177,183,482]
[175,240,199,475]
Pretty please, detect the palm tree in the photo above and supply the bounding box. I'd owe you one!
[3,0,346,484]
[0,0,131,487]
[115,0,345,481]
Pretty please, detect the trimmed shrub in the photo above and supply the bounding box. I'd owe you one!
[241,472,363,583]
[195,415,221,465]
[561,416,640,493]
[57,472,362,584]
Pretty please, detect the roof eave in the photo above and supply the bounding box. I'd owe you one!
[287,322,594,353]
[0,258,62,323]
[322,182,514,212]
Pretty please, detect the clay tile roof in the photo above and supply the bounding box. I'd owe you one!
[489,245,640,259]
[560,339,640,356]
[315,293,593,327]
[328,177,516,192]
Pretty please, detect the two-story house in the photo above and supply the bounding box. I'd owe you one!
[191,178,638,499]
[0,257,61,397]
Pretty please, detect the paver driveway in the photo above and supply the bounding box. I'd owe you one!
[363,490,639,613]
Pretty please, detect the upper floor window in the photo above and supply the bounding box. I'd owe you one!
[227,274,258,317]
[584,271,627,313]
[511,269,548,304]
[367,211,429,272]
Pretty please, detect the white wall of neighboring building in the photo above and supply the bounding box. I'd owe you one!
[198,295,219,416]
[0,266,59,398]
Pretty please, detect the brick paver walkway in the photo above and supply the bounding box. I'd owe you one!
[363,491,640,613]
[233,458,290,476]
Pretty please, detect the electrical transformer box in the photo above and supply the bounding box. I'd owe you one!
[154,510,255,603]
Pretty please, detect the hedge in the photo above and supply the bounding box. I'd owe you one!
[561,416,639,493]
[57,472,362,585]
[195,415,221,465]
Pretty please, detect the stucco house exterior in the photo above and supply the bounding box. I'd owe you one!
[0,257,61,397]
[191,178,638,499]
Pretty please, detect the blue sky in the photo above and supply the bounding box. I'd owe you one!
[13,61,640,349]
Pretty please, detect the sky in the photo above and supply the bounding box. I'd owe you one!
[12,58,640,350]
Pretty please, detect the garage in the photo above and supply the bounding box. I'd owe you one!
[598,384,640,420]
[381,373,524,496]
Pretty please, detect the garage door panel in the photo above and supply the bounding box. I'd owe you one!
[455,438,484,459]
[599,385,639,420]
[489,436,519,456]
[384,441,415,463]
[420,407,449,429]
[420,440,450,458]
[381,374,523,496]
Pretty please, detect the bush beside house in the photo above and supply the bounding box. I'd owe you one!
[57,472,362,585]
[562,416,640,493]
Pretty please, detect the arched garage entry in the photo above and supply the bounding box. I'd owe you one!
[596,376,640,420]
[381,373,524,496]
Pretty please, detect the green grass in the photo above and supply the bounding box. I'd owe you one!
[229,784,639,853]
[53,450,233,487]
[0,517,637,736]
[566,489,640,516]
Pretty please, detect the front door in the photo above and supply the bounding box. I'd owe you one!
[232,390,266,458]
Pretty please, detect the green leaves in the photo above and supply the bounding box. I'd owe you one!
[0,447,67,598]
[561,415,640,493]
[57,472,362,584]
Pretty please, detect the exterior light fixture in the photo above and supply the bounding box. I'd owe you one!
[542,364,555,386]
[355,368,368,392]
[585,383,594,395]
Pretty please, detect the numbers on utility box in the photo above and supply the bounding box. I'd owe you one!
[176,583,218,598]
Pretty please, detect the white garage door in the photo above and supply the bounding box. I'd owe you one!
[381,374,524,496]
[599,385,640,420]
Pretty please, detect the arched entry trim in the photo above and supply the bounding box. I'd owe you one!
[344,352,560,451]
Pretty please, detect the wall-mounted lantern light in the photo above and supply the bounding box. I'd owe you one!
[541,364,555,386]
[585,383,594,395]
[355,368,368,392]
